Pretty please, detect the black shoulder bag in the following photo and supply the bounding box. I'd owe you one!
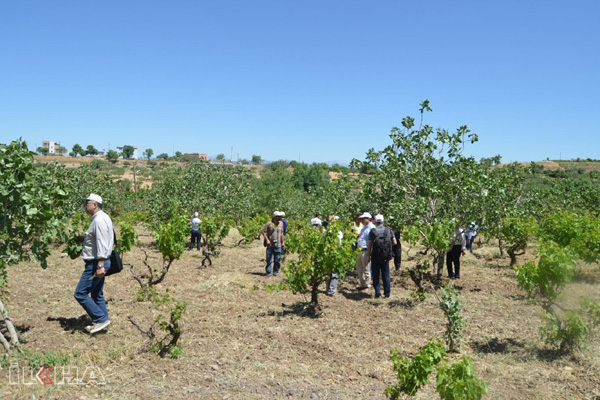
[106,230,123,276]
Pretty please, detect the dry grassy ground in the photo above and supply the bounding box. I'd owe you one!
[1,229,599,399]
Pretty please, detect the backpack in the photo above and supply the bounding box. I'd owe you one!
[372,226,393,262]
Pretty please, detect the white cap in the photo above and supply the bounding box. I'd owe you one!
[358,212,372,219]
[273,211,284,217]
[85,193,103,204]
[374,214,384,223]
[194,212,199,217]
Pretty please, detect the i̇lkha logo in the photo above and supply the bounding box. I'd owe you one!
[38,366,54,385]
[9,363,106,385]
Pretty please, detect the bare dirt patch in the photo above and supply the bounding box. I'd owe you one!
[1,231,599,399]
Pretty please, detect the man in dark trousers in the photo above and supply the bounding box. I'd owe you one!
[392,228,402,272]
[446,226,466,279]
[366,214,397,298]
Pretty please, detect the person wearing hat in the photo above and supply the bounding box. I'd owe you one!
[365,214,397,298]
[279,211,288,236]
[355,212,375,292]
[465,221,478,254]
[446,225,467,279]
[75,193,114,334]
[189,211,202,251]
[261,211,286,276]
[310,213,322,229]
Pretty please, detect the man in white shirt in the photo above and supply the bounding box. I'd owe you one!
[75,193,114,334]
[190,212,202,251]
[355,212,375,292]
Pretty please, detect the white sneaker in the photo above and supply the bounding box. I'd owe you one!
[90,320,111,334]
[84,325,93,333]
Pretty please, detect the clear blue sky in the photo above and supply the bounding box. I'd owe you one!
[1,1,598,164]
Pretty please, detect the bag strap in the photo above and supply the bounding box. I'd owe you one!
[113,230,119,251]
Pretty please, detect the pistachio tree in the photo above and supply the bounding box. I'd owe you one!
[351,101,492,275]
[515,211,600,352]
[0,140,70,351]
[285,221,355,309]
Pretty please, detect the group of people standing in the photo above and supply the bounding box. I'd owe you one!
[354,212,401,298]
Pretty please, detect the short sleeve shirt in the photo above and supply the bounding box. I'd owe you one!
[263,221,284,247]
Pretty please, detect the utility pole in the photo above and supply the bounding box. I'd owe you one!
[230,146,233,162]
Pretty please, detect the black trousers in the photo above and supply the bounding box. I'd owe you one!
[446,245,462,277]
[392,243,402,271]
[190,230,201,250]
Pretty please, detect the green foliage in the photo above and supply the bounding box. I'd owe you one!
[201,216,231,255]
[118,221,138,254]
[539,310,589,352]
[147,163,256,224]
[539,211,600,263]
[251,154,262,165]
[36,146,49,156]
[350,101,499,282]
[0,140,70,288]
[386,340,487,400]
[515,241,576,301]
[143,148,153,160]
[238,214,269,245]
[154,214,188,263]
[121,145,135,158]
[436,356,488,400]
[438,283,466,352]
[132,289,187,359]
[85,145,98,156]
[71,143,85,157]
[498,215,537,265]
[285,221,355,306]
[106,149,119,163]
[385,339,446,398]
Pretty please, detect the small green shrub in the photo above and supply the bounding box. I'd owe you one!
[436,356,488,400]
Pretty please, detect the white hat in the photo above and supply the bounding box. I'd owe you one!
[358,212,372,219]
[374,214,384,223]
[280,211,286,217]
[194,212,199,217]
[273,211,284,217]
[85,193,103,204]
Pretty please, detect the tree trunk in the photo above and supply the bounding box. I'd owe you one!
[498,239,504,257]
[508,249,517,266]
[434,252,445,276]
[0,297,19,348]
[310,283,319,307]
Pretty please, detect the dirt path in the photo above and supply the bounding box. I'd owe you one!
[1,231,599,399]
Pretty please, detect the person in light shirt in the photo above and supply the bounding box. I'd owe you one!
[190,212,202,251]
[75,193,114,335]
[355,212,375,292]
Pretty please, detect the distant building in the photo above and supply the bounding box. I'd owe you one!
[185,153,209,161]
[42,141,61,155]
[116,145,139,159]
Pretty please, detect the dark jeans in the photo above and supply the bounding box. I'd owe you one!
[190,230,201,250]
[446,245,462,278]
[466,236,475,252]
[74,259,111,324]
[393,243,402,271]
[265,246,282,275]
[371,259,391,297]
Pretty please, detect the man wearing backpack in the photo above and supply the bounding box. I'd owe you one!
[366,214,397,298]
